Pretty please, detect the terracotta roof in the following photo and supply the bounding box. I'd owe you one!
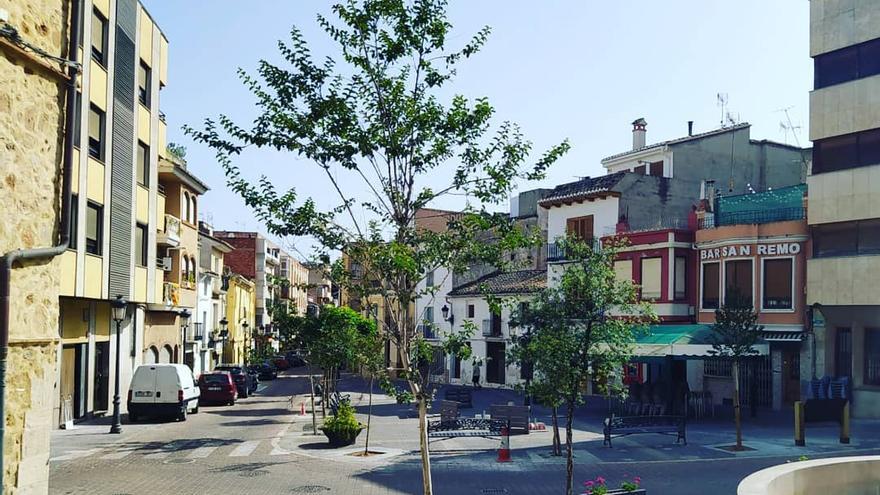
[538,171,628,205]
[448,270,546,297]
[601,123,751,163]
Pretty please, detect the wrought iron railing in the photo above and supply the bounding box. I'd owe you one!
[547,238,598,262]
[191,322,205,341]
[698,207,805,229]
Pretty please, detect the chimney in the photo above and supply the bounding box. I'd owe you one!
[632,118,647,150]
[688,121,694,136]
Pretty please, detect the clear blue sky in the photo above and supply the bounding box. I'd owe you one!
[143,0,811,257]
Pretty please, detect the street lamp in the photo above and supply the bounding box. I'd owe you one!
[218,317,228,363]
[441,304,454,325]
[179,308,191,367]
[109,295,126,434]
[242,321,250,366]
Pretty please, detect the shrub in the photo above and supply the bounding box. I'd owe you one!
[322,402,361,433]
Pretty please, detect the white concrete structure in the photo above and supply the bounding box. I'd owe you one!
[738,456,880,495]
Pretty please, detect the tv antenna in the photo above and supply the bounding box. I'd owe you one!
[717,93,729,127]
[776,106,803,147]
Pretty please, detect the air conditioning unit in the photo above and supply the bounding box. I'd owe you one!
[161,257,173,271]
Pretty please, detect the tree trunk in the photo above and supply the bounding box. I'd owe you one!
[417,395,433,495]
[565,399,575,495]
[308,367,318,436]
[551,406,561,456]
[321,371,328,419]
[364,374,374,455]
[733,359,742,450]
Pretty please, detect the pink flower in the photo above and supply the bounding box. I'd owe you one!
[584,481,594,487]
[634,476,642,484]
[596,476,606,485]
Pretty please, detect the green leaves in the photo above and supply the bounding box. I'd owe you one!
[709,299,763,359]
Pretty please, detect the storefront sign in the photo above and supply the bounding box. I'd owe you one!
[700,242,801,260]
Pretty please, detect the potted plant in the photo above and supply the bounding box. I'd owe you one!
[320,402,364,447]
[581,475,646,495]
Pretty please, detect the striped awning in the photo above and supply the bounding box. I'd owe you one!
[761,331,804,342]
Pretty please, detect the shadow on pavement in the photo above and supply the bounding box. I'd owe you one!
[202,407,291,417]
[219,418,284,427]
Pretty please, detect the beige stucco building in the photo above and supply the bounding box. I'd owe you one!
[807,0,880,417]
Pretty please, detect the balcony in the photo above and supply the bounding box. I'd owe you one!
[211,273,223,296]
[698,207,805,229]
[265,249,280,266]
[418,324,437,340]
[188,322,205,342]
[157,214,181,247]
[482,318,503,338]
[162,282,180,306]
[547,239,598,262]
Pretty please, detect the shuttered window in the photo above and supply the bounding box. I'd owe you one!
[566,215,594,241]
[762,258,793,310]
[640,258,662,300]
[725,259,753,307]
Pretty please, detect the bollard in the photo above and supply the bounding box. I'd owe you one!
[301,402,306,416]
[840,401,850,444]
[794,401,805,446]
[497,425,511,462]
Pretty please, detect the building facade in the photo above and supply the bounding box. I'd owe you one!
[807,0,880,417]
[195,222,232,374]
[1,0,72,490]
[223,272,255,365]
[56,0,171,430]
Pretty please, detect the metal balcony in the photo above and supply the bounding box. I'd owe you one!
[157,214,181,247]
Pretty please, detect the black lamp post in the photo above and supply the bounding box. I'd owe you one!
[179,308,191,366]
[219,317,228,363]
[242,321,250,366]
[109,295,126,434]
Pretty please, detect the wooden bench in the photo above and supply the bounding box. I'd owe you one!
[443,388,473,409]
[603,415,686,447]
[329,390,350,415]
[489,404,530,435]
[427,400,504,443]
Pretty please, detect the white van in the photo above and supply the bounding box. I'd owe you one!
[127,364,200,421]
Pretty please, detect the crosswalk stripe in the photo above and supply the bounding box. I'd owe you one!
[145,440,194,459]
[50,448,101,462]
[189,445,219,459]
[100,450,133,460]
[229,440,260,457]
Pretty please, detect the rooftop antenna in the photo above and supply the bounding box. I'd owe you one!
[775,106,809,180]
[717,93,729,128]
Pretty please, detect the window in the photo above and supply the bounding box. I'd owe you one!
[135,223,148,267]
[425,269,434,288]
[137,141,149,186]
[91,8,108,66]
[813,220,880,257]
[69,194,78,249]
[85,202,102,255]
[182,256,189,284]
[467,304,475,318]
[649,161,664,177]
[424,306,434,324]
[725,259,753,307]
[633,164,646,175]
[835,328,852,378]
[566,215,593,241]
[88,104,105,160]
[191,196,197,223]
[814,37,880,90]
[701,262,720,310]
[613,259,632,283]
[865,329,880,385]
[674,256,687,300]
[762,258,793,310]
[138,60,151,106]
[73,91,82,148]
[184,192,191,223]
[812,129,880,174]
[640,257,662,300]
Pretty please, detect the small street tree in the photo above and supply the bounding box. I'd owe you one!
[185,1,568,492]
[709,295,763,451]
[511,236,655,495]
[352,308,384,455]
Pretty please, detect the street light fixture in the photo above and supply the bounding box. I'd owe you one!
[242,321,250,366]
[441,304,454,325]
[179,308,191,366]
[217,317,229,363]
[109,295,126,434]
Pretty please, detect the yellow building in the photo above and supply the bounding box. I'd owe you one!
[1,1,72,491]
[56,0,173,426]
[223,272,256,365]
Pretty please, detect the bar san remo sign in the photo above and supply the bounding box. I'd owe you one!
[700,242,802,260]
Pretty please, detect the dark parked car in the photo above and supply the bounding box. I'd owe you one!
[198,372,236,406]
[249,364,277,380]
[214,364,256,398]
[271,356,291,370]
[285,352,306,367]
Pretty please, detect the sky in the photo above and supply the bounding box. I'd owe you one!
[142,0,811,259]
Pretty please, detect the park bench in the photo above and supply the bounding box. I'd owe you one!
[329,390,351,415]
[427,400,504,443]
[443,388,473,408]
[603,415,686,447]
[488,404,530,435]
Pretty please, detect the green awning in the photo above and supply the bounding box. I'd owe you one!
[635,324,714,345]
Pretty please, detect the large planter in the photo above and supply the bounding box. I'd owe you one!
[320,425,364,447]
[581,490,646,495]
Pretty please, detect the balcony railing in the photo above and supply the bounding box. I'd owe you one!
[418,324,437,340]
[698,207,805,229]
[211,274,223,295]
[163,282,180,306]
[188,322,205,342]
[157,214,181,246]
[547,238,598,262]
[482,319,503,338]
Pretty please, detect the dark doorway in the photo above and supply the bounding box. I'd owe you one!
[835,328,852,378]
[486,342,505,385]
[93,341,110,412]
[782,349,801,404]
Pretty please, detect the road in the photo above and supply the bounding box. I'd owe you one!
[49,371,880,494]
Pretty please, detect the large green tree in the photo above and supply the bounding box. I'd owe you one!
[185,1,568,492]
[509,236,655,495]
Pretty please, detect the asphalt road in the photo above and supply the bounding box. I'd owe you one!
[48,371,880,495]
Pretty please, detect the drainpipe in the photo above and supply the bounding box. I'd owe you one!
[0,0,80,489]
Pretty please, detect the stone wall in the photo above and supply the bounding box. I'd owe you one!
[0,0,68,492]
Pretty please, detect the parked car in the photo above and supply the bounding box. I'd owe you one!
[249,363,277,380]
[272,356,291,370]
[198,371,236,406]
[214,364,256,398]
[128,364,200,422]
[285,352,306,367]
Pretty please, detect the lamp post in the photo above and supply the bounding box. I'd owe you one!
[219,317,228,363]
[242,321,250,366]
[179,308,191,367]
[109,295,127,434]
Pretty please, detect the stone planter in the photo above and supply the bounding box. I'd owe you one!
[320,425,364,447]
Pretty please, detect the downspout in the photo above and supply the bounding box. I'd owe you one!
[0,0,80,489]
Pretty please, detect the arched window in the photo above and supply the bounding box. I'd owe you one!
[191,196,197,224]
[182,255,189,285]
[184,191,191,223]
[144,346,159,364]
[190,256,197,284]
[160,344,173,363]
